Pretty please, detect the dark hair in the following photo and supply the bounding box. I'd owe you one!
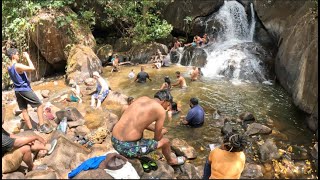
[164,76,171,87]
[127,97,134,105]
[154,90,173,103]
[223,133,247,152]
[190,98,198,105]
[175,71,180,75]
[6,48,18,59]
[171,102,178,111]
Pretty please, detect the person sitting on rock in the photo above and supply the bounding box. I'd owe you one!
[202,133,247,179]
[57,82,83,103]
[91,71,110,109]
[2,106,57,174]
[5,48,52,133]
[179,98,205,128]
[134,66,152,83]
[111,90,186,166]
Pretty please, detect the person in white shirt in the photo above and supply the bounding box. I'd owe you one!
[128,69,135,79]
[91,71,110,109]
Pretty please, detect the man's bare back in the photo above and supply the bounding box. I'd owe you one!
[112,96,166,141]
[191,68,199,81]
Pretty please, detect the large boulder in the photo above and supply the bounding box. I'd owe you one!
[239,112,256,129]
[96,44,113,65]
[128,42,168,64]
[180,47,207,67]
[254,0,318,123]
[140,160,175,179]
[29,7,95,71]
[25,169,57,179]
[66,45,102,84]
[41,133,91,177]
[55,107,84,123]
[171,138,197,159]
[161,0,224,35]
[240,163,264,179]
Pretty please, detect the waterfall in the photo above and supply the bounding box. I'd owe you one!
[201,0,270,84]
[249,3,256,41]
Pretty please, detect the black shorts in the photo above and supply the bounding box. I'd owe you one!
[15,91,42,110]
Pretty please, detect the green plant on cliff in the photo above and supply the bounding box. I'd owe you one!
[102,0,172,44]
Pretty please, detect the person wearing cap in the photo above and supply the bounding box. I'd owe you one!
[202,133,247,179]
[112,90,186,166]
[91,71,110,109]
[180,97,205,128]
[2,105,57,173]
[5,48,52,133]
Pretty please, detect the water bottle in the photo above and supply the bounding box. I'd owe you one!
[57,117,67,134]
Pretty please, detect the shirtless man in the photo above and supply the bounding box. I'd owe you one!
[190,66,200,81]
[112,90,186,165]
[172,71,187,88]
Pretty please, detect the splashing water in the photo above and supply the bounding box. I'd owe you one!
[202,1,268,83]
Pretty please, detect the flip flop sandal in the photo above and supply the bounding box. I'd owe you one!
[140,157,152,173]
[47,139,57,155]
[149,161,158,171]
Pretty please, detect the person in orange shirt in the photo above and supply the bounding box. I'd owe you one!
[203,133,247,179]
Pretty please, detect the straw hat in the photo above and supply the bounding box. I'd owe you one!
[99,153,127,170]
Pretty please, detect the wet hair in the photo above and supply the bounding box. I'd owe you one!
[154,90,173,103]
[223,133,247,152]
[190,98,198,105]
[175,71,181,75]
[6,48,18,59]
[127,96,134,105]
[164,76,171,87]
[171,102,178,111]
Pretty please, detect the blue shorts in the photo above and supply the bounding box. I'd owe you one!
[92,90,109,101]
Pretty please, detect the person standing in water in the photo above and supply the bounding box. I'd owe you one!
[135,66,152,83]
[6,48,52,133]
[172,71,187,88]
[190,66,200,81]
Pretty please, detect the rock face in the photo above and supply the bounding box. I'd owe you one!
[180,47,207,67]
[128,42,168,64]
[254,0,318,127]
[161,0,224,35]
[29,7,95,71]
[171,138,197,159]
[66,45,102,84]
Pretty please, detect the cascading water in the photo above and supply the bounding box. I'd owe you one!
[202,1,271,84]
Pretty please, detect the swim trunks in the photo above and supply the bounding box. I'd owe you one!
[111,136,158,158]
[92,89,109,102]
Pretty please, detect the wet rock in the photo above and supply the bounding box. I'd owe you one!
[41,134,91,177]
[212,109,221,120]
[171,138,197,159]
[128,42,168,64]
[140,160,175,179]
[245,123,272,136]
[66,45,102,85]
[55,107,84,123]
[290,145,308,160]
[221,119,233,135]
[259,139,280,162]
[25,169,57,179]
[73,169,113,179]
[84,78,96,86]
[240,163,263,179]
[75,125,91,137]
[2,172,25,179]
[211,116,226,128]
[239,112,256,129]
[41,90,50,98]
[180,47,207,67]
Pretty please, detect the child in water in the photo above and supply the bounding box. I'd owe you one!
[168,101,181,120]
